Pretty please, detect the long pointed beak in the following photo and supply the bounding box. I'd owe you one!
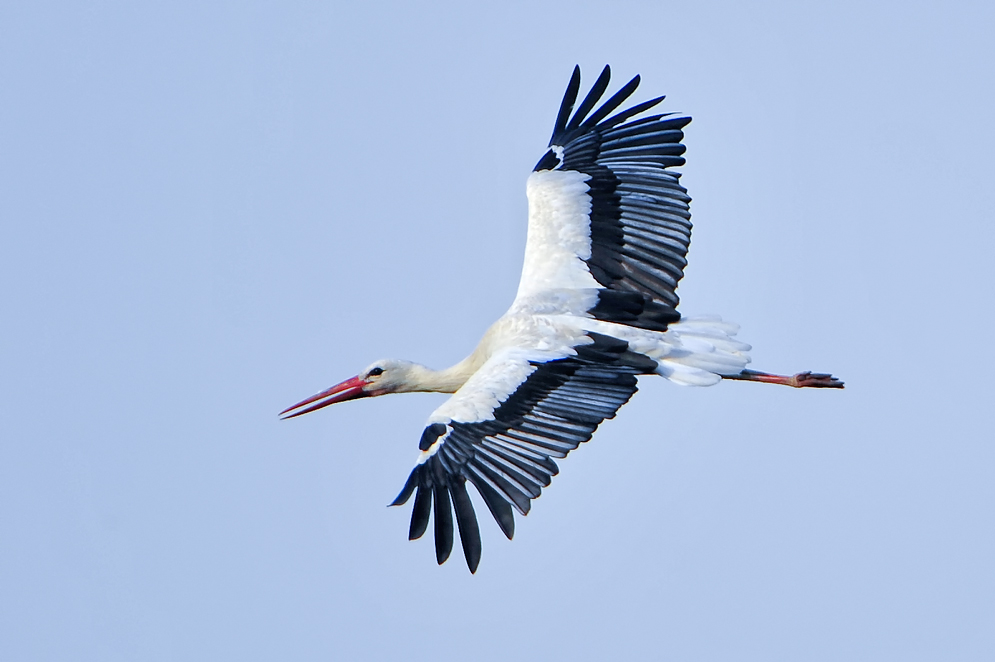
[280,375,370,420]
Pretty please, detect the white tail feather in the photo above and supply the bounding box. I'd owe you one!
[656,316,752,385]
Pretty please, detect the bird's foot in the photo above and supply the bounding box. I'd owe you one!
[724,369,844,389]
[787,371,845,389]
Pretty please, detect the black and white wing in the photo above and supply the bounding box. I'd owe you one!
[391,68,693,572]
[517,65,692,325]
[390,334,655,572]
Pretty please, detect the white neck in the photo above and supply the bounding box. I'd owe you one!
[403,356,480,394]
[385,323,498,395]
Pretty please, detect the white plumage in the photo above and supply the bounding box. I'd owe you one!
[281,65,843,573]
[518,169,601,297]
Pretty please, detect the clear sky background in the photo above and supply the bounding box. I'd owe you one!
[2,1,994,660]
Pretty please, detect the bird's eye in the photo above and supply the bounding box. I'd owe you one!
[368,367,384,377]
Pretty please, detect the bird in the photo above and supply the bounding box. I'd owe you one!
[280,65,843,573]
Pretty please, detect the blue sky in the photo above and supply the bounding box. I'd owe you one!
[2,1,993,660]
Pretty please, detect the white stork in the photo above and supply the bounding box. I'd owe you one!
[281,66,843,573]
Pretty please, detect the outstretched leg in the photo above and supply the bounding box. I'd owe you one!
[723,369,844,389]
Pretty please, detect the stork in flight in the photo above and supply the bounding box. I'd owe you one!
[281,66,843,573]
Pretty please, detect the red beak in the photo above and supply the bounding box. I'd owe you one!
[280,375,370,419]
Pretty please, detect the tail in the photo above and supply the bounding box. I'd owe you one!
[654,315,752,386]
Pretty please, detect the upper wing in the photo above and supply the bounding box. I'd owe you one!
[389,333,655,572]
[517,65,693,316]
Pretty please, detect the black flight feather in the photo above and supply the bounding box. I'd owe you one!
[432,482,454,564]
[450,481,482,573]
[409,483,432,540]
[566,65,612,131]
[550,65,581,145]
[599,96,668,130]
[468,473,515,540]
[389,468,419,506]
[580,74,641,129]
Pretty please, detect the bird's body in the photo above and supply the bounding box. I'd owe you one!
[282,66,843,573]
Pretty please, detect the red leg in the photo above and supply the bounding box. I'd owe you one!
[723,369,844,389]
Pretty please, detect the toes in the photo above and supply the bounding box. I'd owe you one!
[792,371,845,388]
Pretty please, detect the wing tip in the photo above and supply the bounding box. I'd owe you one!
[550,65,583,145]
[433,482,454,564]
[451,481,482,573]
[548,65,678,150]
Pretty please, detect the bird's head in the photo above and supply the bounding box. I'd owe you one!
[279,359,422,419]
